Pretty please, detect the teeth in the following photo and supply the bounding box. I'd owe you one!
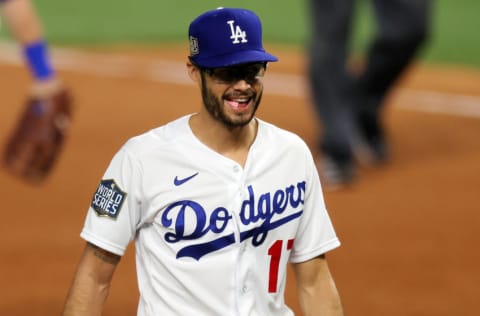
[231,98,249,103]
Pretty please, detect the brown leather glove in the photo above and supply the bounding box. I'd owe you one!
[3,88,73,183]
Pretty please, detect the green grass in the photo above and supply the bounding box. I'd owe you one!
[1,0,479,67]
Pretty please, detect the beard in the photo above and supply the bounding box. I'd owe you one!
[200,74,263,128]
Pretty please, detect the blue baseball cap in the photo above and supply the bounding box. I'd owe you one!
[188,7,278,68]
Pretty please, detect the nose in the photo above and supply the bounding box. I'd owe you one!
[231,79,251,90]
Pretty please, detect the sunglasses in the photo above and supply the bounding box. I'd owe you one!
[201,62,267,84]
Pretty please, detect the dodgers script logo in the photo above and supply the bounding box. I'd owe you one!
[227,20,248,44]
[91,179,126,219]
[161,181,306,260]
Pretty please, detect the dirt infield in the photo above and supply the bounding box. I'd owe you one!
[1,44,479,316]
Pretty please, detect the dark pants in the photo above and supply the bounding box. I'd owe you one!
[308,0,431,163]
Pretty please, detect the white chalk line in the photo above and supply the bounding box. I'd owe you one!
[1,42,480,119]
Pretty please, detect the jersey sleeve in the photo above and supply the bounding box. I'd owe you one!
[289,144,340,263]
[80,146,143,256]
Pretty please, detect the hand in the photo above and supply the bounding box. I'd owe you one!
[3,88,73,183]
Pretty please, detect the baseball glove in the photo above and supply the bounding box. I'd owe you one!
[2,88,73,183]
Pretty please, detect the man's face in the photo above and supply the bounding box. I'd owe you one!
[199,62,266,128]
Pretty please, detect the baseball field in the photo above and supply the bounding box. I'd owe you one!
[0,1,479,315]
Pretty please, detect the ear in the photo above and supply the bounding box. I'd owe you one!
[186,61,201,83]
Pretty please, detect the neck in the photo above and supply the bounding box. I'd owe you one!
[189,113,258,166]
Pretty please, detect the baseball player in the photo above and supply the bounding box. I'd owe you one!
[1,0,72,183]
[63,7,343,316]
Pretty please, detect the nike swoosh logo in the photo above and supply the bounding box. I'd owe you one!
[174,172,199,186]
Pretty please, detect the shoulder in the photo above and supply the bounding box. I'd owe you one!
[257,119,310,152]
[121,115,192,158]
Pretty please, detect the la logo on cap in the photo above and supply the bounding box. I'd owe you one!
[227,20,248,44]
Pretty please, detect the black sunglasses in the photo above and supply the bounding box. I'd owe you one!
[199,62,267,84]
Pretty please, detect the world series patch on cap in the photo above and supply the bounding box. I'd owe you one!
[188,7,278,68]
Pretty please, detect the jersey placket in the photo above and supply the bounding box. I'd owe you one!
[227,161,257,316]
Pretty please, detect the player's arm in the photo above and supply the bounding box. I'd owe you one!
[62,242,121,316]
[292,254,344,316]
[0,0,43,44]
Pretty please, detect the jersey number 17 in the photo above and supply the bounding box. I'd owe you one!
[268,239,294,293]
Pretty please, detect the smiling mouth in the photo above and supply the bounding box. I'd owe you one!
[225,96,252,110]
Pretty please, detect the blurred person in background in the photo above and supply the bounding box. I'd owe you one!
[307,0,432,189]
[0,0,72,184]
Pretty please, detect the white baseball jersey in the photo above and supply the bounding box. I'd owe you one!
[81,114,340,316]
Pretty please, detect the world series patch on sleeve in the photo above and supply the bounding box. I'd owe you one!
[91,179,127,219]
